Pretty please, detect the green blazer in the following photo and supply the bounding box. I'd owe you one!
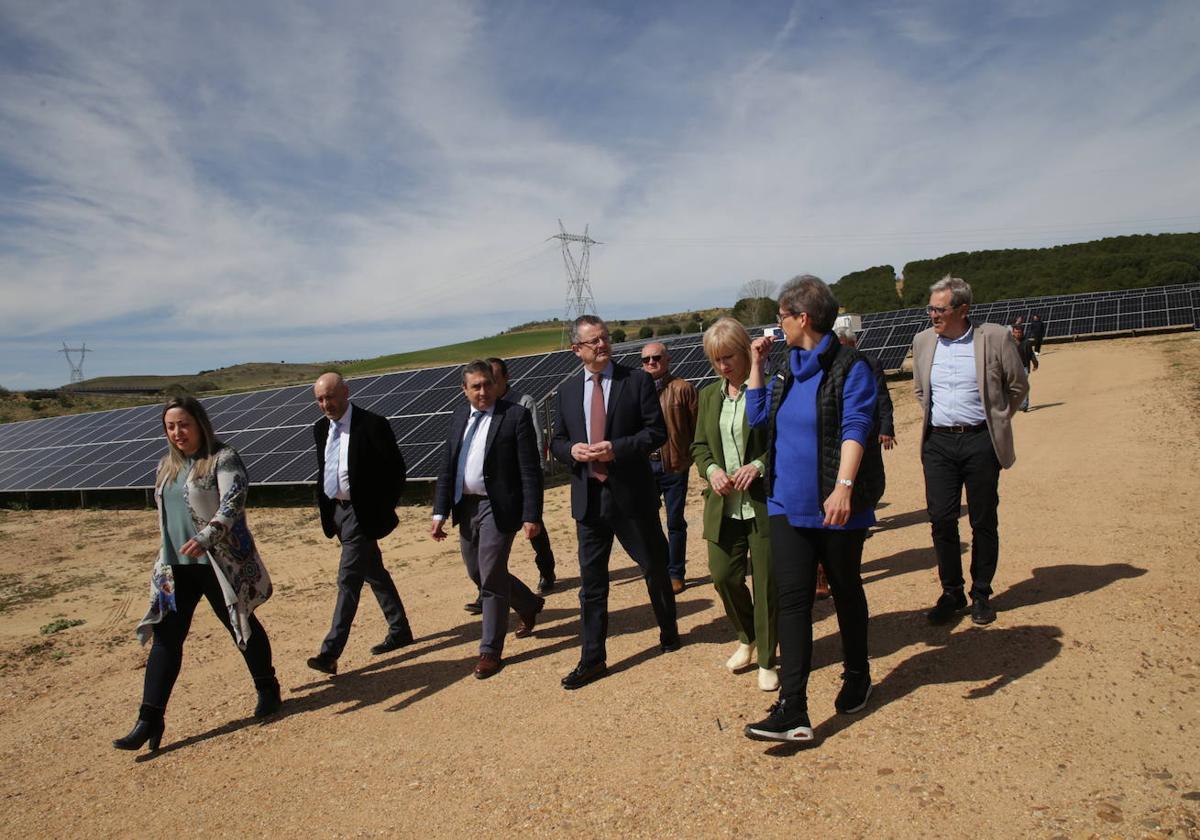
[690,380,771,543]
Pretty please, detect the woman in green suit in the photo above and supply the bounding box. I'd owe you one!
[691,318,777,691]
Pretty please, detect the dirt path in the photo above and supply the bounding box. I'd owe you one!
[2,332,1198,839]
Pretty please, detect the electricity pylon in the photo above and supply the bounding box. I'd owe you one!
[552,220,600,347]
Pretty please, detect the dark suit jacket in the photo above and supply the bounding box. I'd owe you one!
[432,398,543,533]
[550,364,667,520]
[314,403,407,541]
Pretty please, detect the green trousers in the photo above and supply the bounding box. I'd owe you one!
[706,516,776,668]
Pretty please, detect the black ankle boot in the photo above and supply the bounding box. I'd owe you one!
[113,705,165,751]
[254,677,282,718]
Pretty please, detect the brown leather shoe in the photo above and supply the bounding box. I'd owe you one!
[473,653,502,679]
[671,578,685,595]
[815,565,831,600]
[514,597,545,638]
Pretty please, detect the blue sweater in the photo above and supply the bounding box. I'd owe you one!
[746,334,877,529]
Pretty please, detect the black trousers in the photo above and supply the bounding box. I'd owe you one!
[528,522,556,578]
[922,428,1002,600]
[321,502,411,658]
[769,517,868,706]
[574,479,678,667]
[143,563,274,712]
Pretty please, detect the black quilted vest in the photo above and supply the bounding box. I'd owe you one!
[763,339,886,516]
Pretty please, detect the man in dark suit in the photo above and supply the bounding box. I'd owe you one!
[551,315,680,690]
[431,361,545,679]
[307,372,413,675]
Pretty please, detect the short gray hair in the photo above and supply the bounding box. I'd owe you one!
[777,274,839,334]
[834,326,856,344]
[571,314,607,344]
[929,275,973,308]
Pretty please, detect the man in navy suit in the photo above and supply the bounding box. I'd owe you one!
[432,361,545,679]
[551,315,680,690]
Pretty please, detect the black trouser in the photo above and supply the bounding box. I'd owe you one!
[528,523,556,579]
[574,479,678,667]
[922,428,1002,600]
[143,563,274,713]
[769,517,868,707]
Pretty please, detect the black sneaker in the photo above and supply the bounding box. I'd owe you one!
[834,670,872,714]
[971,597,996,625]
[926,591,967,625]
[744,698,813,742]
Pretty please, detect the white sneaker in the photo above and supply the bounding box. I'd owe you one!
[758,667,779,692]
[725,642,754,672]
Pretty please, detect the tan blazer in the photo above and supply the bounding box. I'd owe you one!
[912,321,1029,469]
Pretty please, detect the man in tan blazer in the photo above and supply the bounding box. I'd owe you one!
[912,276,1028,626]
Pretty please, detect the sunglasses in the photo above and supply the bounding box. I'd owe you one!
[640,354,664,364]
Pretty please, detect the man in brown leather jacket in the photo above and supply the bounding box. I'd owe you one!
[639,342,699,593]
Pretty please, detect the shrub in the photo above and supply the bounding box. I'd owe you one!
[610,328,627,343]
[659,323,682,336]
[683,320,702,334]
[637,326,654,339]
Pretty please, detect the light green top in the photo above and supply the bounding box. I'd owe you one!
[705,381,766,521]
[161,463,206,566]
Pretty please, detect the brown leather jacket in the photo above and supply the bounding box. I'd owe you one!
[655,374,698,474]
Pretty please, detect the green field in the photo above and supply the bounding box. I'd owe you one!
[339,327,567,376]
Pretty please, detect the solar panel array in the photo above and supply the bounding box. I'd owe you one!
[2,282,1197,494]
[0,350,586,493]
[856,283,1200,371]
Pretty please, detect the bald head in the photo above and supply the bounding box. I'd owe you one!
[314,372,350,421]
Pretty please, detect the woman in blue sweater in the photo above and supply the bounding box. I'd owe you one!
[742,275,885,743]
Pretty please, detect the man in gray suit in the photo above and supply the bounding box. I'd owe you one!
[912,276,1028,626]
[431,361,545,679]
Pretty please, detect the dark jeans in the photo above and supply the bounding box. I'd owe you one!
[653,465,689,581]
[768,517,868,707]
[575,479,678,667]
[922,428,1002,600]
[144,563,274,711]
[321,502,410,658]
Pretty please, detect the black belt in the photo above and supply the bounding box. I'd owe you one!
[460,493,486,501]
[929,423,987,434]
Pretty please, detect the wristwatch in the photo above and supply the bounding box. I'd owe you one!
[836,478,853,488]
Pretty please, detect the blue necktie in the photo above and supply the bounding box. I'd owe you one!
[324,421,341,499]
[454,410,485,504]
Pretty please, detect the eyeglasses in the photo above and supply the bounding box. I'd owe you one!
[777,311,807,322]
[575,334,610,348]
[925,304,961,315]
[640,354,663,364]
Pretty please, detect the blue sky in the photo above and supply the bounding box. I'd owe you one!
[2,0,1198,388]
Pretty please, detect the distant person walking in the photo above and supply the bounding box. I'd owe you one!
[1029,314,1047,355]
[307,373,413,676]
[912,276,1028,628]
[639,341,699,593]
[1011,324,1039,411]
[115,396,277,753]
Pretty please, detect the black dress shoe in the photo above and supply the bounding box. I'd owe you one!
[537,574,556,595]
[926,591,968,625]
[464,597,483,615]
[306,654,338,675]
[660,635,682,653]
[113,718,165,752]
[971,597,997,625]
[370,630,414,655]
[561,661,607,690]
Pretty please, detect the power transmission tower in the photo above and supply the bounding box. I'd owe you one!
[552,220,600,348]
[59,342,91,384]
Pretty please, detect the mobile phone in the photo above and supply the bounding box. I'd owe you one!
[763,327,784,340]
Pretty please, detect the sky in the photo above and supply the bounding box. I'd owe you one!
[2,0,1199,388]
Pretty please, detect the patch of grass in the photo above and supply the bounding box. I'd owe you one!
[40,617,85,635]
[339,328,568,376]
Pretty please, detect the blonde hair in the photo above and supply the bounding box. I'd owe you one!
[702,317,752,378]
[155,396,223,489]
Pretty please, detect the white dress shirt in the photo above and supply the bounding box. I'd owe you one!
[930,324,988,427]
[324,403,353,500]
[459,405,494,497]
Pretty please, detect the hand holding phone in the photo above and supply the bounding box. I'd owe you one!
[763,326,784,340]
